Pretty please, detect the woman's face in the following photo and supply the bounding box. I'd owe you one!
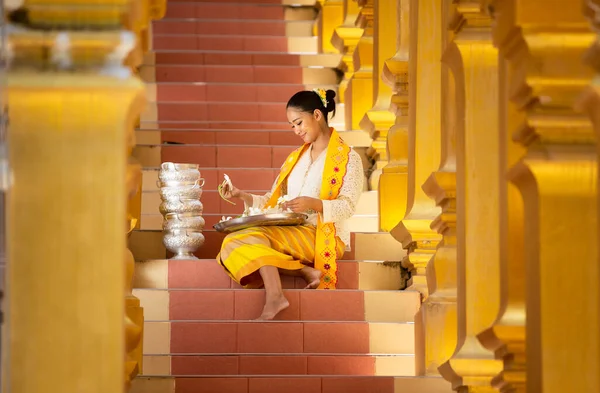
[287,107,323,144]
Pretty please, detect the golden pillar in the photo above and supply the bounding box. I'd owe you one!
[438,2,503,390]
[416,0,458,375]
[332,0,364,102]
[359,0,401,191]
[379,0,410,232]
[490,1,599,393]
[345,0,374,131]
[5,31,146,393]
[123,0,167,386]
[316,0,345,54]
[477,6,527,390]
[3,0,155,391]
[392,0,443,296]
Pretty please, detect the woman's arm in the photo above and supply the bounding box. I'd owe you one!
[320,150,364,223]
[282,150,364,221]
[226,175,279,209]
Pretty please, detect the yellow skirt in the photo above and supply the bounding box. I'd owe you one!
[217,225,345,288]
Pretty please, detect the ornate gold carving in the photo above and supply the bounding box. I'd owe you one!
[392,0,443,296]
[332,0,364,102]
[476,43,527,393]
[437,2,503,390]
[4,0,162,390]
[359,0,402,191]
[5,70,145,393]
[485,1,599,392]
[416,0,459,372]
[317,0,345,54]
[378,0,410,230]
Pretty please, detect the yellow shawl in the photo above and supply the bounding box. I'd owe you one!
[265,128,351,289]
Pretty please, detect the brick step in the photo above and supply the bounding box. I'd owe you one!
[133,144,296,169]
[151,83,309,103]
[153,19,314,37]
[152,104,286,123]
[135,288,419,323]
[175,0,317,4]
[136,129,372,148]
[155,129,302,145]
[143,320,414,355]
[150,102,292,123]
[141,65,338,84]
[130,228,404,263]
[165,3,317,20]
[146,51,342,67]
[131,375,453,393]
[142,354,414,377]
[152,35,317,53]
[132,258,407,291]
[139,121,293,131]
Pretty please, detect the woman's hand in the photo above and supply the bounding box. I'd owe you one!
[220,181,254,207]
[282,197,323,214]
[221,183,241,200]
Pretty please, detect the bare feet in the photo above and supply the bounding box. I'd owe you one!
[256,295,289,320]
[301,266,322,289]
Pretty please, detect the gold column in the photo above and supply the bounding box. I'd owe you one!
[379,0,410,232]
[476,9,527,390]
[344,0,374,131]
[123,0,167,386]
[438,2,503,390]
[5,30,146,393]
[392,0,443,296]
[490,1,599,393]
[359,0,401,190]
[316,0,345,54]
[332,0,364,102]
[416,0,457,375]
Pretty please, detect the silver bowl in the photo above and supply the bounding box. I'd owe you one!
[156,178,205,188]
[159,169,201,183]
[161,162,199,171]
[159,198,203,215]
[160,185,203,200]
[163,212,206,231]
[163,229,205,260]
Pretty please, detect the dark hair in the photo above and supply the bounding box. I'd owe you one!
[286,89,337,123]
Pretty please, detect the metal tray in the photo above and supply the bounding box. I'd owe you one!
[213,212,308,234]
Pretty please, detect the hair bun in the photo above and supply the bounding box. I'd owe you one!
[325,89,336,116]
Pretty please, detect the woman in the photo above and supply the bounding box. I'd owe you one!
[217,88,364,320]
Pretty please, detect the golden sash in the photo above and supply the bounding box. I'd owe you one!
[265,128,351,289]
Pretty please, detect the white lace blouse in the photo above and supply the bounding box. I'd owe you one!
[249,145,364,249]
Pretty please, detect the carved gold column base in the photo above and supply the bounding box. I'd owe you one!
[477,326,526,393]
[438,338,502,393]
[394,225,441,297]
[360,109,394,190]
[417,170,458,375]
[379,165,408,232]
[125,246,144,386]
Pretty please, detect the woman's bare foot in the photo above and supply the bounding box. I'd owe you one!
[301,266,322,289]
[256,295,289,320]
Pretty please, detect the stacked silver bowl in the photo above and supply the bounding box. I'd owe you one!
[158,162,205,260]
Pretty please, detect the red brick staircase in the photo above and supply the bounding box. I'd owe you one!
[129,0,452,392]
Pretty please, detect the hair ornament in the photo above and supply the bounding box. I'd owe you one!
[313,88,328,108]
